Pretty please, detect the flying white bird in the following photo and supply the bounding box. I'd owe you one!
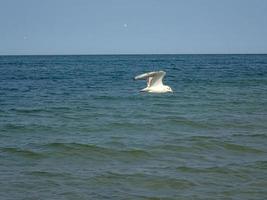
[134,71,173,93]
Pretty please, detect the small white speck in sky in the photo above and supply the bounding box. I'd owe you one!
[123,23,128,28]
[23,36,27,40]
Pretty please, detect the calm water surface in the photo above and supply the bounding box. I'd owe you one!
[0,55,267,199]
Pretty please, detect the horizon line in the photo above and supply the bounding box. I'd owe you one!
[1,53,267,56]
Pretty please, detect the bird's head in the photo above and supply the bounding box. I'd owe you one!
[165,86,173,93]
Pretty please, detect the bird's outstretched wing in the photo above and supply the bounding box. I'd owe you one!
[134,71,166,87]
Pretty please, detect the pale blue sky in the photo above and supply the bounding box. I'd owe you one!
[0,0,267,55]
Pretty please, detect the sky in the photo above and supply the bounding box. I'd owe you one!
[0,0,267,55]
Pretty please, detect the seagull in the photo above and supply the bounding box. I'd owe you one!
[134,71,173,93]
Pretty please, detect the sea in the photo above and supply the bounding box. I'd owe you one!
[0,54,267,199]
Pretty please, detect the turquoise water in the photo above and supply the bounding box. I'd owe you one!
[0,54,267,199]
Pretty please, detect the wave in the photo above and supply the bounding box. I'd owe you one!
[150,144,192,153]
[252,161,267,170]
[92,95,122,101]
[176,166,233,174]
[92,172,196,190]
[222,143,264,153]
[190,135,265,153]
[0,147,45,159]
[9,108,49,114]
[1,143,151,161]
[232,133,267,138]
[167,117,214,129]
[1,123,52,133]
[25,170,72,179]
[42,142,151,159]
[106,121,153,130]
[9,106,72,114]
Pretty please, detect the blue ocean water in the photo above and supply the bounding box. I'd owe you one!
[0,54,267,199]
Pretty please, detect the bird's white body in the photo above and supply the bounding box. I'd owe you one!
[134,71,173,93]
